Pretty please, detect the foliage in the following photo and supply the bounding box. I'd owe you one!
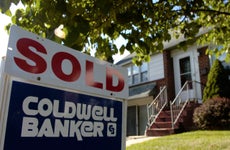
[127,131,230,150]
[203,59,230,102]
[1,0,230,63]
[193,97,230,130]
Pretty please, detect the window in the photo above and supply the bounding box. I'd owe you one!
[140,63,148,82]
[179,57,192,88]
[133,65,139,74]
[127,67,132,85]
[127,63,148,85]
[132,65,140,84]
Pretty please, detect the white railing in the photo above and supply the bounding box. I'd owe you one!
[147,86,167,127]
[170,80,203,129]
[170,81,191,129]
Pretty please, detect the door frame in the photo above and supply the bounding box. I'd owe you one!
[171,46,202,101]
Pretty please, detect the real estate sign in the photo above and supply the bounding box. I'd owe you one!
[4,81,123,150]
[4,25,128,99]
[0,25,127,150]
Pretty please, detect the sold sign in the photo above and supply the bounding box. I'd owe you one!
[5,26,128,99]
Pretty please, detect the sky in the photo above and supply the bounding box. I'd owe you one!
[0,13,10,59]
[0,2,22,61]
[0,3,129,64]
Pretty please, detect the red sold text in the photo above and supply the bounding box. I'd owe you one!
[14,38,125,93]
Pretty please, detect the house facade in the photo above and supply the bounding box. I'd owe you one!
[116,43,212,136]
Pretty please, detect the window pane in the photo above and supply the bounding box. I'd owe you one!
[133,74,139,84]
[179,57,191,74]
[179,57,192,89]
[127,67,131,76]
[141,63,148,72]
[180,73,192,86]
[141,71,148,82]
[133,65,139,74]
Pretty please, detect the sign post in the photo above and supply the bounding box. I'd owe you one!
[0,25,128,150]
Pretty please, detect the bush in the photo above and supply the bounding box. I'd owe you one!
[193,97,230,130]
[203,60,229,102]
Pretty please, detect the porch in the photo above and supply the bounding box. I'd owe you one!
[146,81,203,136]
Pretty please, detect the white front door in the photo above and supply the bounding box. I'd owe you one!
[172,47,202,102]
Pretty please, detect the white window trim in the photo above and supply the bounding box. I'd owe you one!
[127,63,149,85]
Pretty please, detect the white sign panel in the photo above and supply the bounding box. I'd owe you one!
[5,26,128,99]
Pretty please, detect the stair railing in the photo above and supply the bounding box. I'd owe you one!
[147,86,167,127]
[170,80,205,129]
[170,81,192,129]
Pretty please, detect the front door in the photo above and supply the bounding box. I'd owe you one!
[172,47,202,102]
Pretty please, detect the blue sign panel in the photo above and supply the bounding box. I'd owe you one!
[4,81,123,150]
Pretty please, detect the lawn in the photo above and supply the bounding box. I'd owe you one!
[126,130,230,150]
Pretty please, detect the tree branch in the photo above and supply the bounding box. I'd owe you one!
[192,8,230,16]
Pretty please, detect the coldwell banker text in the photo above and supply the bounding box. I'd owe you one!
[21,96,117,141]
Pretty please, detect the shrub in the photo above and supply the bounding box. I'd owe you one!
[203,60,229,102]
[193,97,230,130]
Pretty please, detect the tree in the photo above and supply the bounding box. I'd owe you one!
[1,0,230,64]
[203,59,229,102]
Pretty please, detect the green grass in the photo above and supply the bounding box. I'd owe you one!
[126,130,230,150]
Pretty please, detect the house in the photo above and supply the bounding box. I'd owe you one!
[116,36,230,136]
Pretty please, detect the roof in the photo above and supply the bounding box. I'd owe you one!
[128,82,157,100]
[115,28,210,66]
[115,52,136,65]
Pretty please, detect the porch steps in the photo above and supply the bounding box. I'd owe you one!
[146,101,200,136]
[147,128,174,136]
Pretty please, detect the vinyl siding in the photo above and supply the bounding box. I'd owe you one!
[149,53,164,80]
